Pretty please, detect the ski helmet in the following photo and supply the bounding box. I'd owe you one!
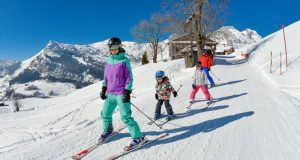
[155,70,165,78]
[204,46,211,50]
[108,37,122,49]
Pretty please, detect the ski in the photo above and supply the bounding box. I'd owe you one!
[71,125,127,160]
[186,99,206,109]
[147,116,165,125]
[105,133,168,160]
[201,100,215,111]
[147,118,157,125]
[157,116,177,127]
[186,102,193,109]
[147,112,167,125]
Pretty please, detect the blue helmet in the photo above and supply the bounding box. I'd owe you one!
[155,70,165,78]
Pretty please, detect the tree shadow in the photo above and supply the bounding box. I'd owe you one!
[288,55,300,67]
[216,79,247,87]
[214,57,248,66]
[112,104,230,141]
[145,111,255,148]
[108,93,247,143]
[213,93,248,103]
[177,105,229,118]
[21,108,35,112]
[108,109,254,159]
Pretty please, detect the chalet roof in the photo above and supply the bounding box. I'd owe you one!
[180,45,197,53]
[169,33,218,45]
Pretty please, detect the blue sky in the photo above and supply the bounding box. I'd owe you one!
[0,0,299,60]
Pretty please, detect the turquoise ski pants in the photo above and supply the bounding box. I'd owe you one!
[101,94,142,138]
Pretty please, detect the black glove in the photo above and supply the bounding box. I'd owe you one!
[208,68,211,71]
[173,91,177,97]
[123,89,131,102]
[192,84,196,89]
[155,93,158,100]
[100,86,107,100]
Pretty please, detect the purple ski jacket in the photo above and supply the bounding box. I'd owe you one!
[102,52,133,95]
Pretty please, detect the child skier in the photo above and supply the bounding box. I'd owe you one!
[190,62,212,104]
[154,70,178,121]
[99,37,144,150]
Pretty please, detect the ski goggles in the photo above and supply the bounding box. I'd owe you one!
[109,44,121,50]
[156,77,163,81]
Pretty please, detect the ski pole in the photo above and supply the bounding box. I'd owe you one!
[209,70,221,81]
[176,84,183,92]
[130,102,163,129]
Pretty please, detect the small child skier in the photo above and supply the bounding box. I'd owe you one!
[154,70,178,121]
[190,62,212,104]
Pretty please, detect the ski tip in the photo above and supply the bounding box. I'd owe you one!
[71,149,88,160]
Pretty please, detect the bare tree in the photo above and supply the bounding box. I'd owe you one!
[162,0,229,55]
[13,99,22,112]
[131,12,172,63]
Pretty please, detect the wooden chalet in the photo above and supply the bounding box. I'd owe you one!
[169,34,218,68]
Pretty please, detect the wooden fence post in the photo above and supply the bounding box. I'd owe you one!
[280,52,282,75]
[270,52,272,73]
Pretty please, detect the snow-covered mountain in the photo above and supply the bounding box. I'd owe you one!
[208,26,262,49]
[10,41,105,88]
[0,40,170,99]
[0,60,21,78]
[10,39,170,88]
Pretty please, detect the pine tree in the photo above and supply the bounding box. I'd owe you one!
[141,51,149,65]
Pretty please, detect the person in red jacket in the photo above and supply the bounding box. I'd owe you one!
[198,47,215,87]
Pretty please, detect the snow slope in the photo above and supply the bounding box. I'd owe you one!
[234,20,300,98]
[1,22,300,160]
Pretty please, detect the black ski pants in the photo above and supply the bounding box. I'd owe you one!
[155,100,174,116]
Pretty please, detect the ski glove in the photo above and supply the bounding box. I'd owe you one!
[192,84,196,89]
[123,89,131,103]
[155,93,158,100]
[100,86,107,100]
[173,91,177,97]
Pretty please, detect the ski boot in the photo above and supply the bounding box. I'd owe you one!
[124,135,147,151]
[189,99,194,104]
[154,113,161,120]
[99,124,113,142]
[165,114,175,121]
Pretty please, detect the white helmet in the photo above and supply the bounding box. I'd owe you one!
[204,46,211,50]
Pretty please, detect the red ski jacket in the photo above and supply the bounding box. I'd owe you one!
[198,54,213,69]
